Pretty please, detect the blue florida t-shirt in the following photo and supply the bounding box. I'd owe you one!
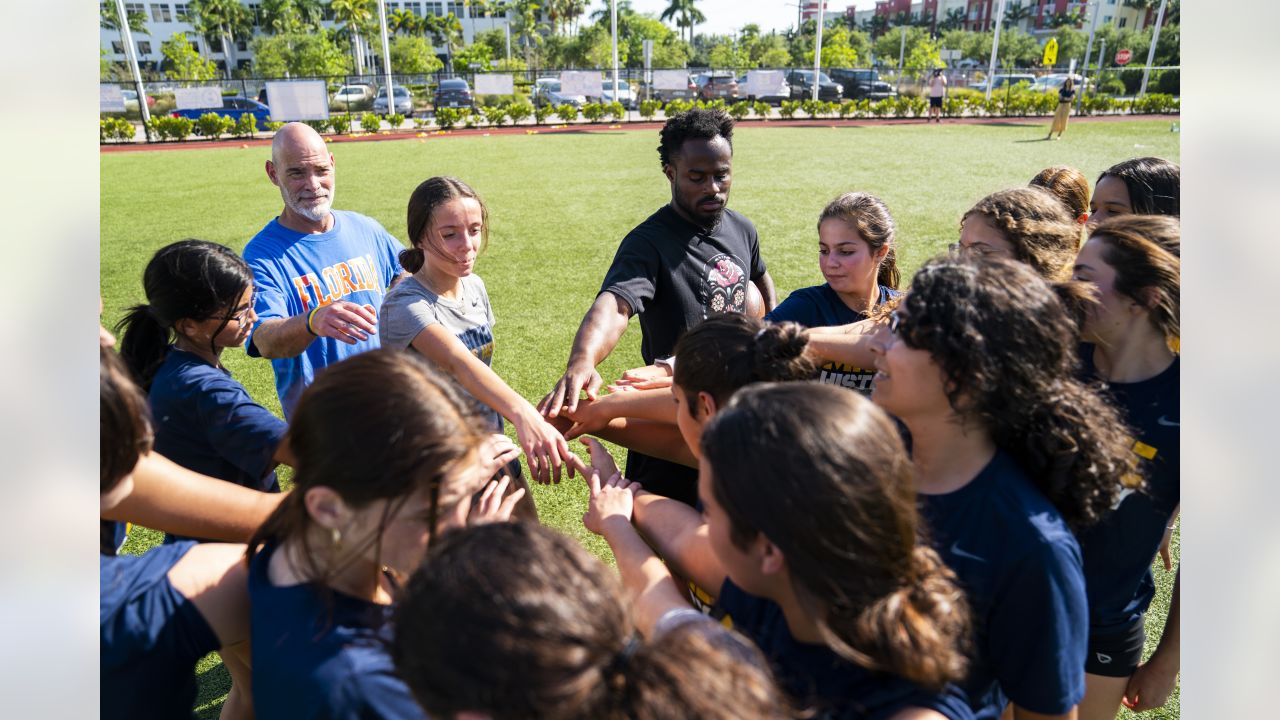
[150,348,286,494]
[765,283,897,394]
[248,543,426,720]
[917,450,1088,719]
[244,210,404,416]
[1077,346,1180,634]
[716,579,974,720]
[101,541,220,720]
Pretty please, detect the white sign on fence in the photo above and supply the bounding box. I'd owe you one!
[474,73,515,96]
[174,86,223,110]
[744,70,784,98]
[100,85,126,113]
[265,80,330,121]
[652,69,691,91]
[560,71,602,97]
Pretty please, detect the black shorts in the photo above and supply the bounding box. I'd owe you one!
[929,96,943,108]
[1085,617,1146,677]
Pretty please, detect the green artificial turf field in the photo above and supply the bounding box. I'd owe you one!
[101,118,1181,718]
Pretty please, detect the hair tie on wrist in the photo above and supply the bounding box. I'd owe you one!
[306,306,321,336]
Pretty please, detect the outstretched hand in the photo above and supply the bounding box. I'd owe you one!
[477,433,522,481]
[514,413,575,485]
[468,475,526,526]
[538,362,603,419]
[609,364,673,393]
[582,462,641,537]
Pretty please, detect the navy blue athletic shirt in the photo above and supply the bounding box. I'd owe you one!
[1077,346,1180,633]
[917,450,1088,719]
[150,348,286,494]
[248,543,426,720]
[101,541,220,720]
[765,284,897,394]
[716,579,974,719]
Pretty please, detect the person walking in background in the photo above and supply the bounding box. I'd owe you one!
[1048,77,1076,140]
[928,69,948,123]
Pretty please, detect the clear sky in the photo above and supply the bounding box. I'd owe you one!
[600,0,857,38]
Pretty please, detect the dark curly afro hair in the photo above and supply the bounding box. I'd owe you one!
[657,107,734,168]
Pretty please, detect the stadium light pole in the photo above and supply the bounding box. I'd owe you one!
[1137,0,1169,97]
[114,0,152,141]
[812,1,827,101]
[984,0,1008,101]
[611,0,619,104]
[376,0,394,122]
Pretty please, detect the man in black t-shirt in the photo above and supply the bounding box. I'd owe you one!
[539,108,776,504]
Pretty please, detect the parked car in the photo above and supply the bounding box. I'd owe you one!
[694,71,739,100]
[826,68,896,101]
[1029,73,1090,94]
[373,85,414,114]
[432,79,473,110]
[171,96,271,131]
[786,70,843,101]
[736,73,790,105]
[122,89,156,111]
[596,78,637,109]
[970,73,1037,93]
[532,78,586,108]
[332,84,374,107]
[650,74,698,103]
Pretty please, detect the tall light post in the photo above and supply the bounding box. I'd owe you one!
[376,0,394,122]
[1138,0,1169,97]
[114,0,152,141]
[983,0,1008,101]
[1078,0,1102,112]
[610,0,619,104]
[811,1,827,101]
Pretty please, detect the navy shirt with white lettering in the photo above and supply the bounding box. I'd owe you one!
[1077,346,1180,633]
[917,450,1088,719]
[101,541,220,720]
[716,579,975,720]
[765,283,897,394]
[249,543,426,720]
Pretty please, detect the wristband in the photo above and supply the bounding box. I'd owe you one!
[655,356,676,375]
[306,306,321,336]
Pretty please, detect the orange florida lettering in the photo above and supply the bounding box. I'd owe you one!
[291,255,383,311]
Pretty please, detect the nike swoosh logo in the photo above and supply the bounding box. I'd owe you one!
[1157,416,1179,427]
[949,542,986,563]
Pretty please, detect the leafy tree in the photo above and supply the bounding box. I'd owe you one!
[101,1,149,36]
[426,13,465,70]
[938,8,966,32]
[259,0,324,34]
[251,31,350,77]
[903,36,943,71]
[804,26,859,68]
[453,42,494,70]
[1002,2,1034,29]
[474,28,509,59]
[330,0,375,76]
[751,33,791,67]
[161,32,218,79]
[708,37,749,68]
[101,47,114,80]
[388,8,424,35]
[860,14,889,39]
[391,35,446,73]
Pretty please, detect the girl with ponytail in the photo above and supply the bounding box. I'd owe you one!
[247,349,525,719]
[393,521,794,720]
[765,191,900,394]
[117,240,290,504]
[868,254,1134,719]
[1070,215,1181,718]
[380,176,573,492]
[589,382,973,719]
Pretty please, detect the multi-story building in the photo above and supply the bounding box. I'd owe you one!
[961,0,1154,34]
[101,1,513,77]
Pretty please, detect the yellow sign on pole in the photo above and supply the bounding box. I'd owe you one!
[1042,38,1059,67]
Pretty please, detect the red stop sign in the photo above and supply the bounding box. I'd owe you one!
[1115,49,1132,65]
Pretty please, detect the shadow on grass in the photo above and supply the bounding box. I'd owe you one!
[194,655,230,719]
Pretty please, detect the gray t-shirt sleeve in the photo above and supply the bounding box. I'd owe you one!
[379,278,441,350]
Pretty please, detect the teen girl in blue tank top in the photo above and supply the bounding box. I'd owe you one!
[1070,215,1181,719]
[766,192,900,394]
[245,349,524,719]
[117,241,291,512]
[99,347,252,719]
[593,382,975,720]
[868,256,1134,720]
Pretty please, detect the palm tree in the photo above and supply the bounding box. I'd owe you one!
[388,8,421,35]
[259,0,324,34]
[427,12,466,70]
[186,0,252,76]
[938,7,966,31]
[330,0,375,76]
[590,0,633,24]
[101,1,150,68]
[1001,2,1033,30]
[660,0,705,45]
[513,0,547,60]
[860,15,889,39]
[1045,9,1085,28]
[890,10,912,27]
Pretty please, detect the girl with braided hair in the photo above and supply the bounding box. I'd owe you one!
[954,186,1083,281]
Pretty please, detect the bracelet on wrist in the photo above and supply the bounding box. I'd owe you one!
[306,306,321,336]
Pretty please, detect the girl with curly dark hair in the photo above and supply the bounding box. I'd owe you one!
[955,186,1083,282]
[1070,215,1180,719]
[868,254,1133,720]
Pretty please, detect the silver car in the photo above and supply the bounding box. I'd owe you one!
[533,78,587,108]
[372,85,413,115]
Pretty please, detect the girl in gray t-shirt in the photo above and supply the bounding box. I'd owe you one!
[379,176,575,486]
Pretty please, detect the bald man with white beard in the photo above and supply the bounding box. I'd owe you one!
[243,122,407,415]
